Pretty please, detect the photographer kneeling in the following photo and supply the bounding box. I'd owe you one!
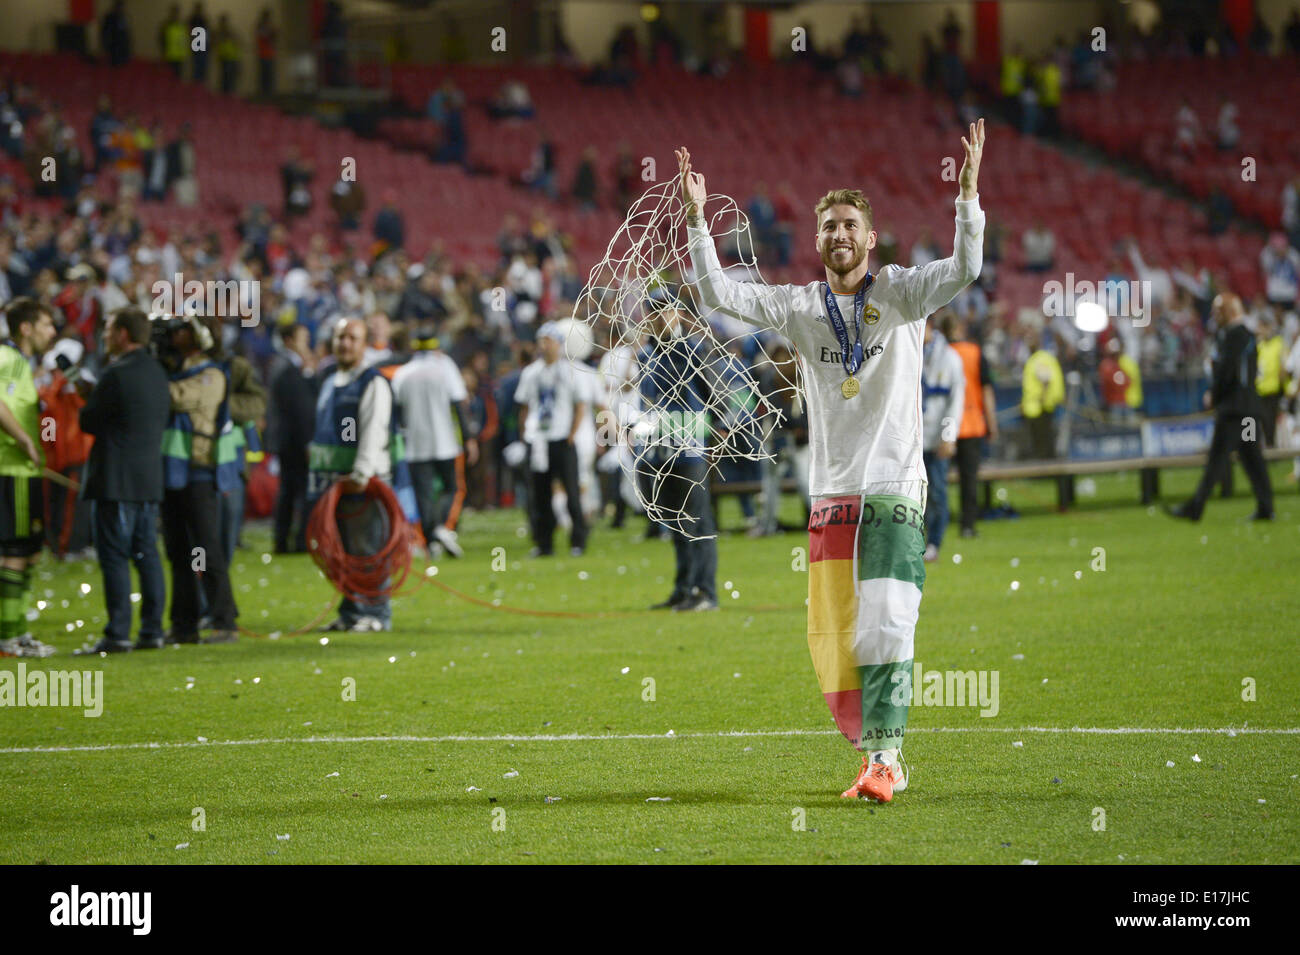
[157,314,240,644]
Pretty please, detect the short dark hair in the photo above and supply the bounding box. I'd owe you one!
[5,297,53,336]
[938,311,958,341]
[111,306,151,345]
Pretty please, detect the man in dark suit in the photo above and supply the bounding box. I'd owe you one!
[269,323,319,553]
[78,307,171,652]
[1170,292,1275,522]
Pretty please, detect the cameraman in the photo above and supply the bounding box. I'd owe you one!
[198,317,267,568]
[158,314,240,644]
[78,307,170,653]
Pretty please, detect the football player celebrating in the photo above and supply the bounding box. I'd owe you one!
[677,118,986,802]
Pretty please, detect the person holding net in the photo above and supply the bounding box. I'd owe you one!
[638,300,721,612]
[675,118,986,803]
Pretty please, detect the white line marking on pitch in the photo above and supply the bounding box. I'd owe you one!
[1,726,1296,755]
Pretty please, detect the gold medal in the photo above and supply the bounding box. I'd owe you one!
[841,376,860,399]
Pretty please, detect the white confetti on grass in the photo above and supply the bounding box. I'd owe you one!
[502,769,519,779]
[175,843,189,850]
[326,771,339,778]
[645,797,672,802]
[276,834,290,841]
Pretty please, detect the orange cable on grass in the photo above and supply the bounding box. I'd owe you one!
[306,477,414,601]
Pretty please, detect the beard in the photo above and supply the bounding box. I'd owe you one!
[820,241,867,276]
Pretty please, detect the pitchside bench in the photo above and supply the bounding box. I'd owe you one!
[709,447,1294,515]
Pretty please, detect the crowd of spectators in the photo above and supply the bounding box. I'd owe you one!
[1,4,1296,536]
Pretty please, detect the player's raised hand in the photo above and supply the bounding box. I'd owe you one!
[675,146,707,220]
[959,117,985,201]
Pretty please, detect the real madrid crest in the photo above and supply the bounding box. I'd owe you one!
[864,305,881,326]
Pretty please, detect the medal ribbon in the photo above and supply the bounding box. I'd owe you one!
[822,275,874,378]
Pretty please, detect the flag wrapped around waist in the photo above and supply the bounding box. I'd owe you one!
[807,494,926,751]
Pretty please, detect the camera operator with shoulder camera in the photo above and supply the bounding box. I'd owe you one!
[157,313,240,644]
[198,316,267,569]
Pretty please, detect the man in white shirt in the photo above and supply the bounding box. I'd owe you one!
[1022,220,1054,272]
[596,340,641,528]
[392,330,478,558]
[920,317,966,563]
[677,117,986,803]
[1260,232,1300,308]
[515,323,591,556]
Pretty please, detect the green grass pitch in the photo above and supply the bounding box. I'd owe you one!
[1,463,1296,864]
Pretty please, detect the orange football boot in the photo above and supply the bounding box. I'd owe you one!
[840,755,908,802]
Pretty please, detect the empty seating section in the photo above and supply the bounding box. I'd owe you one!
[1061,55,1298,236]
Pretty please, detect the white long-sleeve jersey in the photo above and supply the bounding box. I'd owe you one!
[687,195,984,496]
[921,330,967,451]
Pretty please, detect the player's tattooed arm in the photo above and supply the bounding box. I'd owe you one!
[959,118,984,201]
[676,146,706,224]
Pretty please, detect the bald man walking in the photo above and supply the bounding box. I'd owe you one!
[1169,293,1275,522]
